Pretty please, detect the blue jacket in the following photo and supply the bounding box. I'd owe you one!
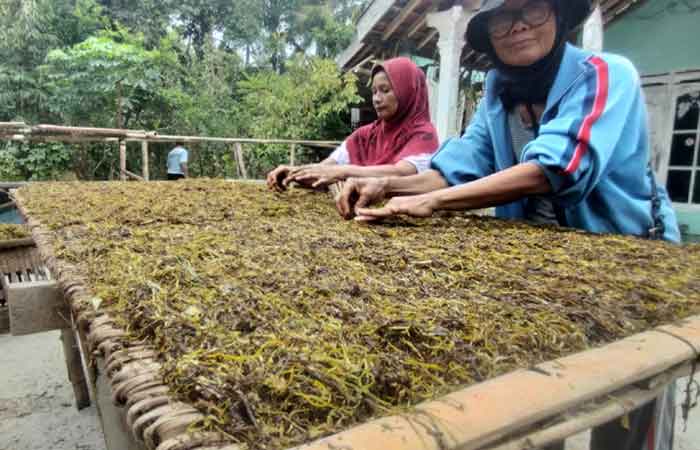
[431,44,680,243]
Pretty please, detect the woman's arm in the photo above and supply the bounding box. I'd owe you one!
[355,163,551,220]
[336,169,449,219]
[320,157,339,165]
[288,160,417,188]
[336,161,418,178]
[432,162,550,210]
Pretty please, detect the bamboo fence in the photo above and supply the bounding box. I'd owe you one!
[0,122,342,182]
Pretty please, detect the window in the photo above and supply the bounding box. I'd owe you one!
[667,91,700,204]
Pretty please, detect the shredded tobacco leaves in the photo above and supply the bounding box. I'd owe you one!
[16,180,700,449]
[0,223,29,241]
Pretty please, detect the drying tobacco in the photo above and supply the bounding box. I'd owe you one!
[16,180,700,449]
[0,223,30,241]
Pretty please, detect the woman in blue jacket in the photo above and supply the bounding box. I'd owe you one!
[336,0,679,449]
[336,0,680,244]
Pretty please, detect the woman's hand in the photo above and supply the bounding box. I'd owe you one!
[336,177,388,219]
[266,165,294,192]
[355,194,437,221]
[286,164,347,188]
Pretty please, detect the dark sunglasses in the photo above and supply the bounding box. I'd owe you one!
[487,0,554,39]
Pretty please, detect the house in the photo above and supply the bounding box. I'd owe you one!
[603,0,700,241]
[337,0,700,242]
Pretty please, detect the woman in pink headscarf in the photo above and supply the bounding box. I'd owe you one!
[266,57,439,191]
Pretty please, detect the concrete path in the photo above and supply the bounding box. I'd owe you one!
[0,331,105,450]
[673,377,700,450]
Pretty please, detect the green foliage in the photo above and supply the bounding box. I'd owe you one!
[0,0,370,181]
[95,0,171,48]
[288,3,356,58]
[0,144,23,181]
[0,142,74,181]
[0,0,104,121]
[41,30,179,128]
[237,56,361,176]
[162,44,242,136]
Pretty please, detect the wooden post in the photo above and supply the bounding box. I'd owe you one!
[141,141,149,181]
[0,305,9,334]
[231,146,240,178]
[61,328,91,409]
[119,139,126,181]
[123,169,145,181]
[289,143,297,166]
[234,143,249,179]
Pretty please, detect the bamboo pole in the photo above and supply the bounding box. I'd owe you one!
[0,305,9,334]
[289,143,297,166]
[11,134,338,148]
[123,170,145,181]
[31,124,148,138]
[487,362,694,450]
[234,143,248,179]
[10,132,338,148]
[1,135,27,141]
[33,125,339,146]
[0,135,118,143]
[148,135,339,148]
[2,123,341,148]
[119,140,127,181]
[141,141,149,181]
[231,147,240,179]
[0,238,35,250]
[0,122,29,135]
[0,182,28,189]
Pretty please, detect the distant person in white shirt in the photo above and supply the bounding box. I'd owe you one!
[167,141,189,180]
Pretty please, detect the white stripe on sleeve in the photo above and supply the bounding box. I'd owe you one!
[328,141,350,165]
[402,153,433,173]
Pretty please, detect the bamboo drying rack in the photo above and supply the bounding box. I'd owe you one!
[10,184,700,450]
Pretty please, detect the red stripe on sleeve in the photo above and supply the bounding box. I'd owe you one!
[564,56,610,175]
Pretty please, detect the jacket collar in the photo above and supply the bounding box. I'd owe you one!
[485,44,594,116]
[546,44,594,110]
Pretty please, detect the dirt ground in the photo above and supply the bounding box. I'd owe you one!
[0,330,698,450]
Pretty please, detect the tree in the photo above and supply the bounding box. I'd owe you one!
[220,0,367,70]
[96,0,171,49]
[236,56,360,176]
[288,2,355,58]
[41,29,179,128]
[0,0,104,122]
[0,0,369,181]
[0,141,74,181]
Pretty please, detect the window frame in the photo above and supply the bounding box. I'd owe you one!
[668,87,700,205]
[643,72,700,212]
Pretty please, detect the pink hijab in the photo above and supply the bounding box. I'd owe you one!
[347,57,439,166]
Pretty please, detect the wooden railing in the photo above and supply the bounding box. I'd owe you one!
[0,122,342,181]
